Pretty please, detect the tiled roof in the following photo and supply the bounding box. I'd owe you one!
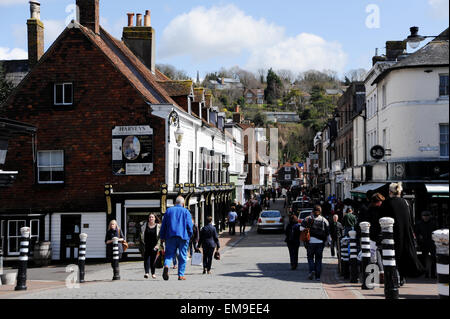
[0,60,29,87]
[194,87,205,103]
[157,80,193,97]
[155,68,171,81]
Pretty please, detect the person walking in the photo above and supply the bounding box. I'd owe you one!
[329,214,344,258]
[198,216,220,274]
[301,205,330,281]
[189,217,200,259]
[159,196,193,281]
[239,205,249,236]
[228,207,238,235]
[140,213,163,279]
[381,182,424,286]
[105,220,125,270]
[285,214,301,270]
[342,208,357,236]
[414,211,438,278]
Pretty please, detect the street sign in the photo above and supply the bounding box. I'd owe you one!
[370,145,385,160]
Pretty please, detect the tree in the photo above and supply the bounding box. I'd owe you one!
[0,64,14,106]
[264,68,283,106]
[344,68,367,82]
[253,112,267,127]
[156,63,191,81]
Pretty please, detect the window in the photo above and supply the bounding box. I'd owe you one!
[173,149,180,185]
[54,83,73,105]
[440,124,449,157]
[37,150,64,184]
[382,85,387,108]
[188,151,194,184]
[285,174,292,180]
[383,129,387,148]
[206,154,211,184]
[439,74,449,97]
[8,220,26,255]
[0,220,4,253]
[198,150,204,185]
[285,167,292,172]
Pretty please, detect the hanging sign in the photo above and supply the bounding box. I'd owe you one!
[112,126,154,175]
[370,145,385,160]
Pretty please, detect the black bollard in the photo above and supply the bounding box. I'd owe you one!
[380,217,399,299]
[78,233,88,283]
[349,230,359,283]
[112,237,120,280]
[432,229,449,299]
[15,227,31,291]
[360,222,373,290]
[341,237,350,279]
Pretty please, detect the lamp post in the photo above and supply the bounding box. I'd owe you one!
[405,26,441,50]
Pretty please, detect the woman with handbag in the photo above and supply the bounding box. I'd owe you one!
[198,216,220,274]
[105,220,125,269]
[140,213,163,279]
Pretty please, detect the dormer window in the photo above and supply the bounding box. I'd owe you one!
[54,83,73,105]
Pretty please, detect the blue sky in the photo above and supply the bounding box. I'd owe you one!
[0,0,448,80]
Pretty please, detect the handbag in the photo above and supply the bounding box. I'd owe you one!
[122,241,129,252]
[300,228,310,243]
[154,250,165,269]
[214,251,221,260]
[191,252,203,266]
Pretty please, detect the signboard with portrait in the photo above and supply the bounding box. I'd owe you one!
[112,126,154,176]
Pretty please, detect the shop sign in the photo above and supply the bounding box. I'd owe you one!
[370,145,385,160]
[112,126,154,176]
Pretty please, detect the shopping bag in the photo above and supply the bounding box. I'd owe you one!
[191,252,203,266]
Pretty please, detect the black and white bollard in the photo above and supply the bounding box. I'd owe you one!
[112,237,120,280]
[360,222,373,289]
[78,233,88,283]
[349,230,359,283]
[15,227,31,291]
[432,229,449,299]
[341,237,350,279]
[380,217,399,299]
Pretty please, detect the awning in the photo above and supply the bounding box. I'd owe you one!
[426,184,449,198]
[350,183,386,198]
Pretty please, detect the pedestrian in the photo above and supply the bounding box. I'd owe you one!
[159,196,193,281]
[189,217,200,259]
[381,182,424,286]
[105,220,125,270]
[264,196,271,210]
[414,211,438,278]
[301,205,330,281]
[329,214,344,258]
[140,213,163,279]
[239,205,249,236]
[228,207,238,235]
[285,214,301,270]
[342,208,357,236]
[198,216,220,274]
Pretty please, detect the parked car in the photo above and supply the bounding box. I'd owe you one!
[257,210,284,233]
[291,201,313,216]
[298,209,313,223]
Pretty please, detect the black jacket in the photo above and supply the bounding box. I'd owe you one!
[329,221,344,240]
[105,228,124,258]
[359,204,383,244]
[414,219,438,251]
[382,197,424,278]
[285,222,301,245]
[198,224,220,249]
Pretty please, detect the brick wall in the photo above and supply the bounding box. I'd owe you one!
[0,28,166,213]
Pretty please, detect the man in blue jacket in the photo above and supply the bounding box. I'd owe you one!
[160,196,194,281]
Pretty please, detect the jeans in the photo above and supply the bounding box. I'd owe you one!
[229,221,236,235]
[164,237,189,277]
[306,243,325,278]
[287,242,300,269]
[419,247,437,278]
[330,238,338,257]
[239,220,247,234]
[143,248,158,275]
[203,247,215,271]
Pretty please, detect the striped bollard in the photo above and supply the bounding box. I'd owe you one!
[78,233,88,283]
[432,229,449,299]
[112,237,120,280]
[341,237,350,279]
[15,227,31,291]
[360,222,373,289]
[380,217,399,299]
[349,230,359,283]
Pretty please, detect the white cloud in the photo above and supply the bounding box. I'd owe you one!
[428,0,449,19]
[0,0,28,6]
[0,47,27,60]
[12,19,66,49]
[159,4,347,73]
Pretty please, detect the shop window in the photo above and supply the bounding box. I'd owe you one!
[440,124,449,157]
[54,83,73,105]
[8,220,26,255]
[37,150,64,184]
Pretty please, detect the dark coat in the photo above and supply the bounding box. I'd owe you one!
[329,221,344,240]
[414,219,438,251]
[198,224,220,249]
[382,197,424,278]
[359,204,383,244]
[285,222,301,246]
[105,228,124,259]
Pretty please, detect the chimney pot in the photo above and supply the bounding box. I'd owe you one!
[29,1,40,20]
[144,10,151,27]
[136,13,142,27]
[127,13,134,27]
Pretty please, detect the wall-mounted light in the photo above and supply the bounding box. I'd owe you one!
[168,109,184,147]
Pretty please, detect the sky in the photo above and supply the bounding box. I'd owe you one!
[0,0,448,80]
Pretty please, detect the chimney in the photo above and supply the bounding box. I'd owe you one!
[76,0,100,34]
[27,1,44,68]
[233,112,243,124]
[122,10,156,74]
[386,41,407,61]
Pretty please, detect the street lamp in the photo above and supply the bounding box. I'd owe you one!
[168,109,184,147]
[405,26,438,50]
